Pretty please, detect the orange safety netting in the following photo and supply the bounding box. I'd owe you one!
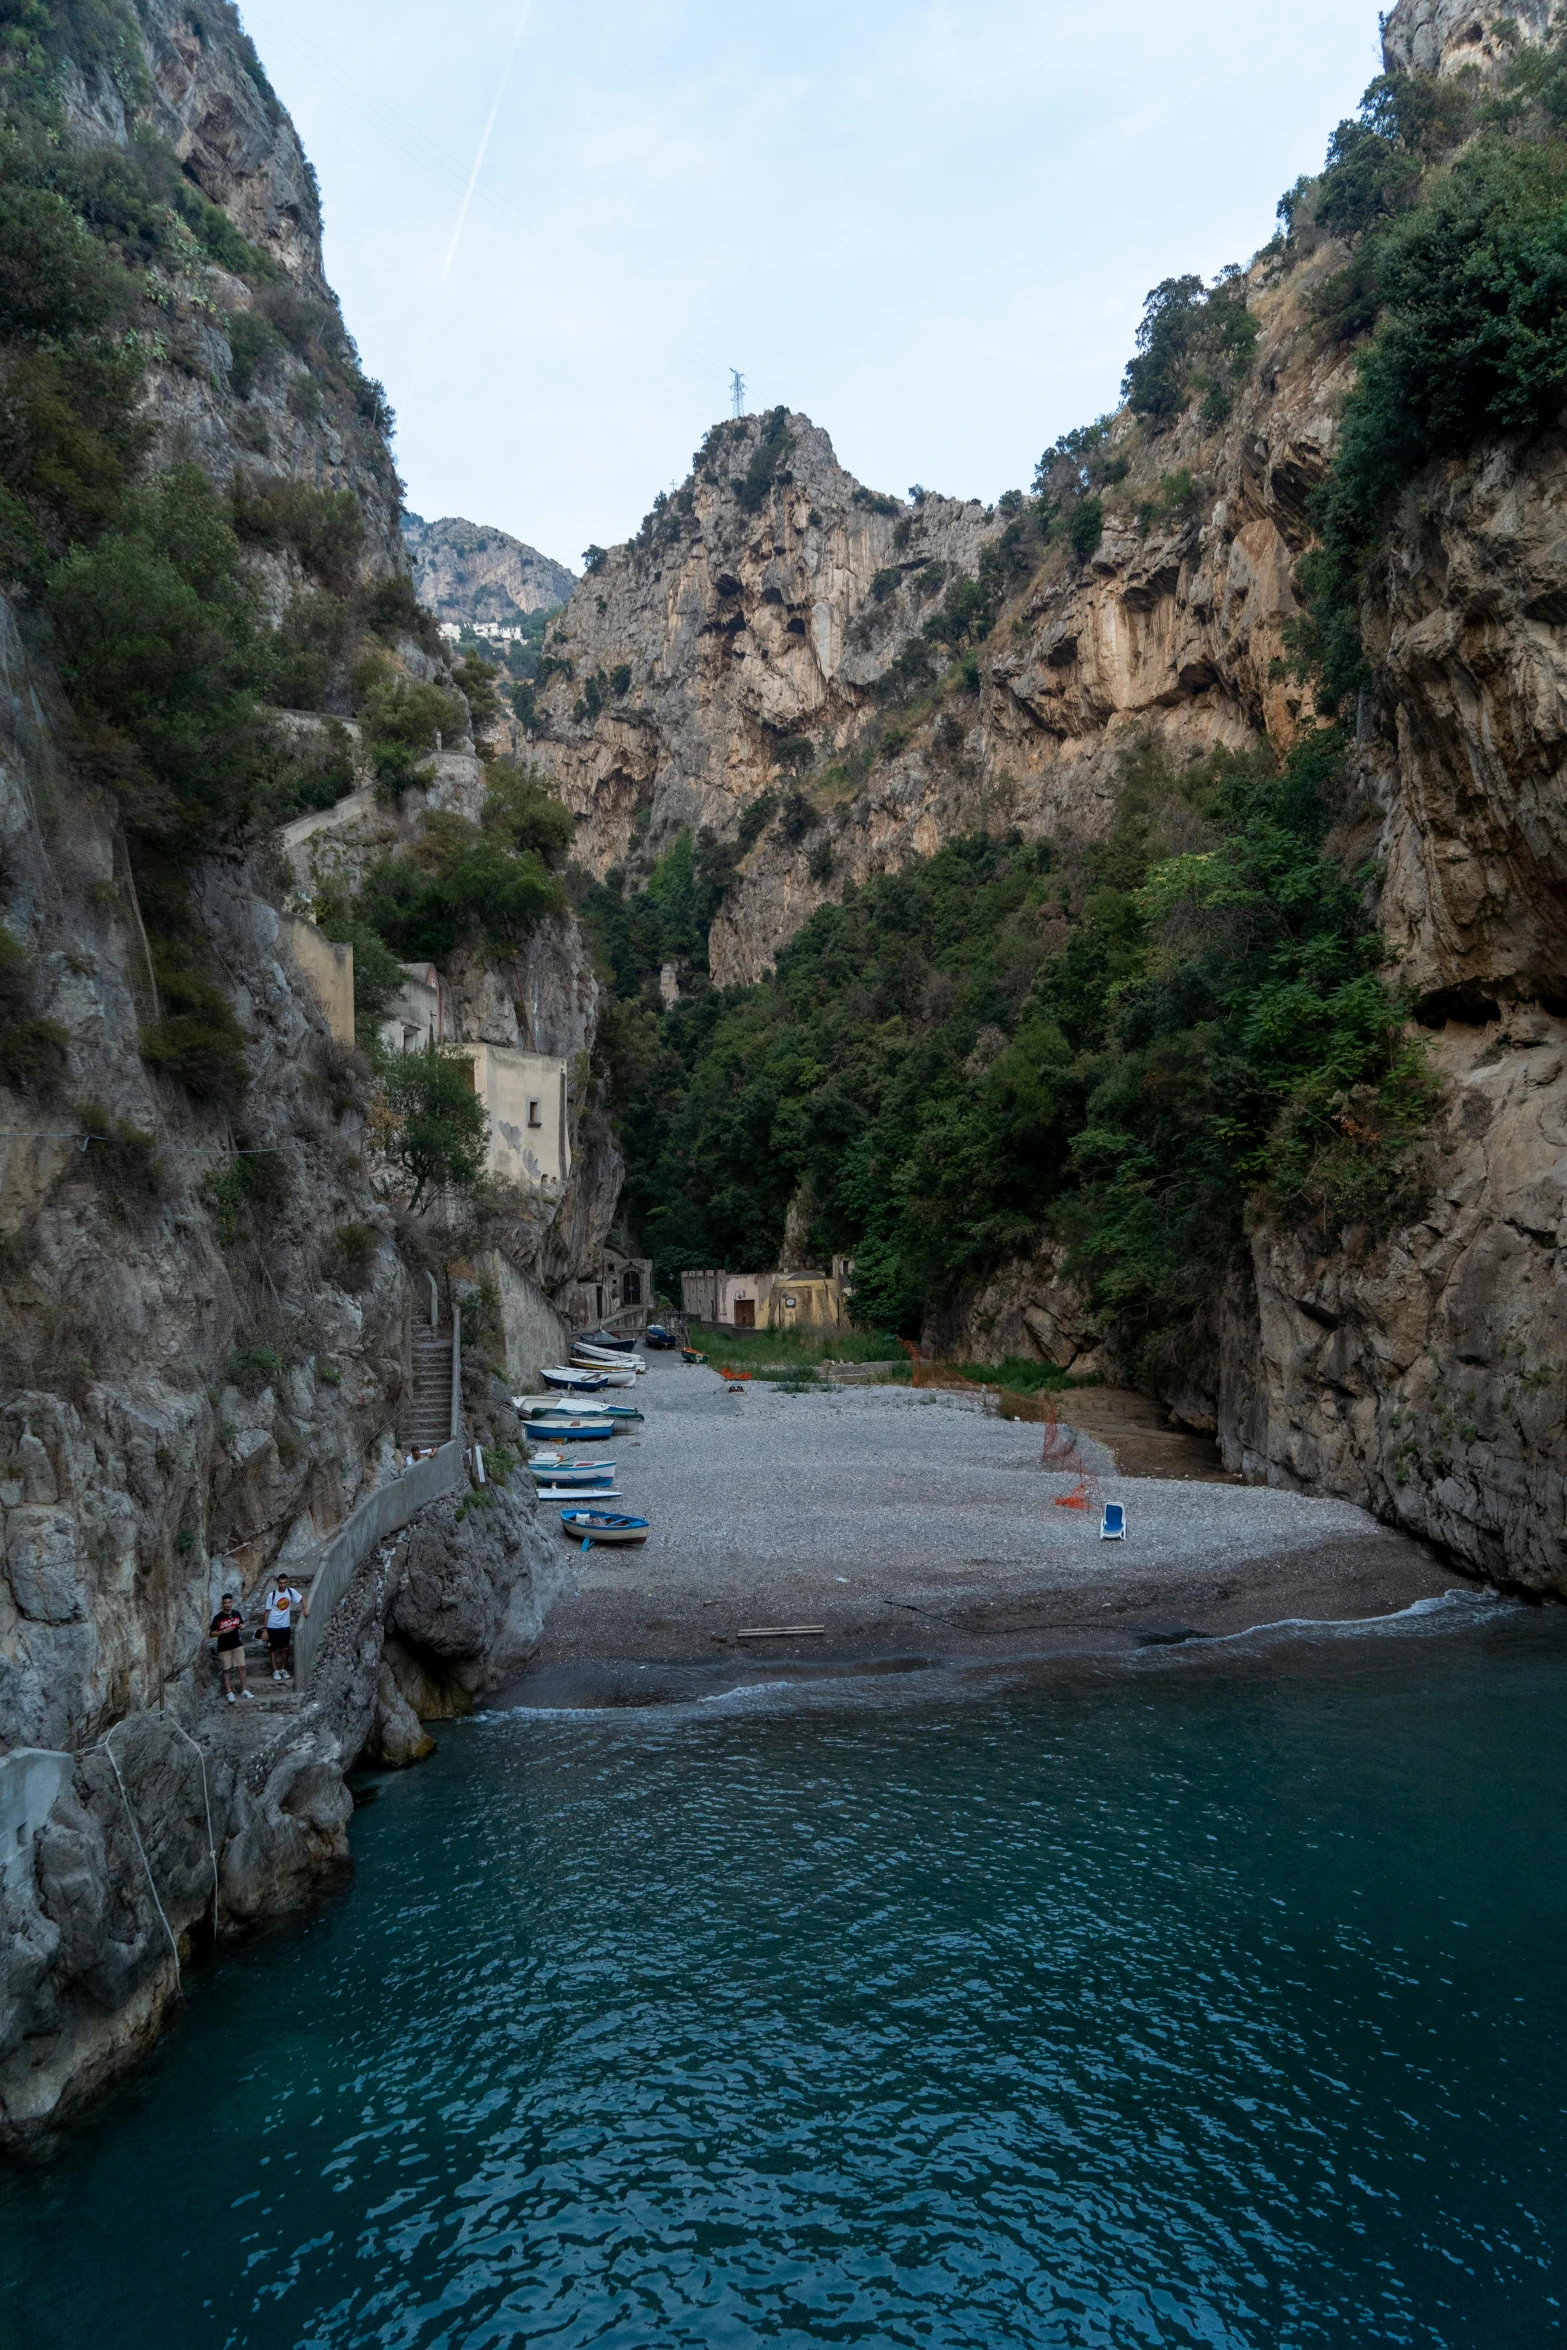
[899,1343,1096,1493]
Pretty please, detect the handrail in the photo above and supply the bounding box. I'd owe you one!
[450,1302,463,1439]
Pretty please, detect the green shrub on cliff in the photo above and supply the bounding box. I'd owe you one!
[1288,28,1567,708]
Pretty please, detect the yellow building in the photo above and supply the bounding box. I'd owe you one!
[768,1258,853,1334]
[456,1042,571,1191]
[278,914,354,1046]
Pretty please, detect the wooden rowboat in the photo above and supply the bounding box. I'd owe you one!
[522,1418,615,1442]
[541,1365,611,1391]
[560,1508,649,1547]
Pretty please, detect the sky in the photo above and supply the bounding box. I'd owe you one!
[235,0,1388,569]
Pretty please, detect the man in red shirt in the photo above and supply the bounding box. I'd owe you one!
[210,1595,253,1704]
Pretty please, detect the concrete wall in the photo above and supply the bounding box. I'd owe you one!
[459,1044,570,1189]
[379,963,445,1055]
[490,1249,572,1391]
[768,1275,845,1334]
[278,914,355,1046]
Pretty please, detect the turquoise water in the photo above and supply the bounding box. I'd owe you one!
[3,1615,1566,2348]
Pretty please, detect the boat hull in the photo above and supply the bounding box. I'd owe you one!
[522,1420,615,1442]
[559,1508,649,1545]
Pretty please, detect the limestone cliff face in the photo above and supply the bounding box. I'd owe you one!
[88,0,404,591]
[540,0,1567,1590]
[522,414,999,905]
[403,515,576,627]
[1383,0,1553,77]
[0,0,604,2144]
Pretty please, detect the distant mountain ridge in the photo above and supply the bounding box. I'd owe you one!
[402,513,576,629]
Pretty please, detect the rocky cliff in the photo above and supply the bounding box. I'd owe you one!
[0,0,606,2146]
[532,0,1567,1593]
[404,514,576,628]
[520,413,1000,924]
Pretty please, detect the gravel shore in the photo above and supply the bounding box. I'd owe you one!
[511,1357,1462,1706]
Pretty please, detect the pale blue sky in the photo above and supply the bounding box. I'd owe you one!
[237,0,1386,568]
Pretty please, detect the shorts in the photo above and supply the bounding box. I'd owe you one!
[216,1644,243,1670]
[267,1624,292,1652]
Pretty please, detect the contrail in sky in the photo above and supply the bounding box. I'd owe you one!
[406,0,535,404]
[442,0,535,281]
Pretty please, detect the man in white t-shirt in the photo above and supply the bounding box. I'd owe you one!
[263,1580,304,1682]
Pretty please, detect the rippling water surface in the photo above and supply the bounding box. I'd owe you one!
[4,1617,1567,2349]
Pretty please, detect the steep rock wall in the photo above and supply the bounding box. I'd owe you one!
[0,0,603,2144]
[544,0,1567,1590]
[403,515,576,626]
[523,416,1000,891]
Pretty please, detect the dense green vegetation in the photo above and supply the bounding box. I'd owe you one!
[1290,30,1567,705]
[317,760,573,1035]
[594,735,1431,1379]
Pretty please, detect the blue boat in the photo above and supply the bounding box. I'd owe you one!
[574,1329,638,1354]
[540,1365,611,1392]
[522,1417,615,1443]
[560,1508,649,1547]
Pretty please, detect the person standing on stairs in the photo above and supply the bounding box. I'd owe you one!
[264,1578,304,1683]
[211,1595,252,1704]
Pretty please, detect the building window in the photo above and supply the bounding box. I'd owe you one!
[527,1098,543,1128]
[622,1270,641,1305]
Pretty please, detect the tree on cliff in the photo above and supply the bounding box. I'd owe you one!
[374,1043,489,1211]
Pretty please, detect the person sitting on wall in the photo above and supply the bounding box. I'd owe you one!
[263,1579,305,1683]
[210,1595,253,1704]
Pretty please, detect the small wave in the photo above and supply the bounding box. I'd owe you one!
[697,1680,801,1705]
[1209,1587,1514,1647]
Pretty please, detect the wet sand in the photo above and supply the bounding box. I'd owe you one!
[509,1358,1463,1708]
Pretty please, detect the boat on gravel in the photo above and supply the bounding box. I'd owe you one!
[573,1329,638,1353]
[540,1365,611,1391]
[522,1417,616,1442]
[569,1359,639,1387]
[560,1508,649,1546]
[528,1459,616,1485]
[537,1486,622,1502]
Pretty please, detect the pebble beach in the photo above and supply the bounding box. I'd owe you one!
[514,1356,1462,1706]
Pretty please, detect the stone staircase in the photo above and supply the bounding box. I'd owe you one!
[402,1325,455,1452]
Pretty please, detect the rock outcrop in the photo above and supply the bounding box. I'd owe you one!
[0,0,605,2144]
[403,514,576,627]
[521,414,1000,918]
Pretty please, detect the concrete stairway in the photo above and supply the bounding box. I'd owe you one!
[402,1327,454,1452]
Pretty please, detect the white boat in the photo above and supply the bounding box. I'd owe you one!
[536,1486,622,1501]
[559,1508,649,1547]
[572,1344,647,1373]
[529,1460,616,1484]
[521,1417,615,1442]
[569,1361,638,1388]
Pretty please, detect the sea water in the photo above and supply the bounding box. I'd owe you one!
[3,1608,1565,2349]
